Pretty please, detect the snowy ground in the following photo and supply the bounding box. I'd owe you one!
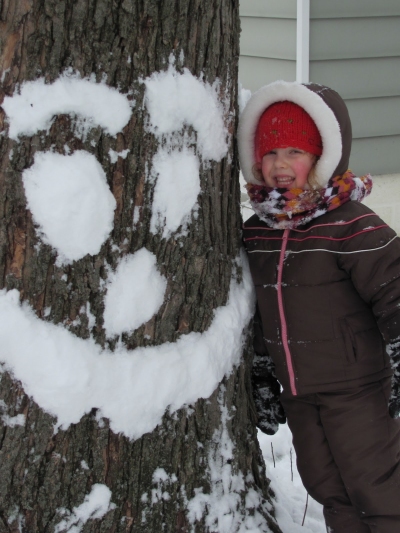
[258,426,325,533]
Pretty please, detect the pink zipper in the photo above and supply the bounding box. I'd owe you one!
[277,229,297,396]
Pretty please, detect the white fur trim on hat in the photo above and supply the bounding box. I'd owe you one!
[238,80,342,187]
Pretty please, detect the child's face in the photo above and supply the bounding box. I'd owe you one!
[261,147,316,189]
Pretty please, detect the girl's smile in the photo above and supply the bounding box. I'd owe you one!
[261,147,316,189]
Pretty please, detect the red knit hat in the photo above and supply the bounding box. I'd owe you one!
[255,101,323,162]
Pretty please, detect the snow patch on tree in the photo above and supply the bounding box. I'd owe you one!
[150,468,177,505]
[0,399,25,428]
[143,64,228,162]
[22,151,116,264]
[103,248,167,337]
[55,484,115,533]
[0,253,255,440]
[108,148,130,164]
[186,388,276,532]
[149,147,200,238]
[143,64,229,239]
[2,74,132,140]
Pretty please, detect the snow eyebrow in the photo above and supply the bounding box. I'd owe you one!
[2,74,132,140]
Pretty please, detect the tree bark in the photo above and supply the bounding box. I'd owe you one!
[0,1,282,531]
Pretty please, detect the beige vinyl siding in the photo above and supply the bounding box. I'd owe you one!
[240,0,296,18]
[239,2,297,91]
[310,17,400,60]
[310,0,400,18]
[239,57,296,90]
[351,136,400,176]
[309,58,400,100]
[240,17,296,60]
[346,97,400,139]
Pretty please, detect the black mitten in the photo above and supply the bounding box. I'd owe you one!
[252,353,286,435]
[388,343,400,418]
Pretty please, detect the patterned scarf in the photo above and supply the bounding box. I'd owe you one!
[246,170,373,229]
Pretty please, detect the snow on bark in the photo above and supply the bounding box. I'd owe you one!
[149,146,200,238]
[22,151,116,263]
[143,62,228,162]
[54,484,115,533]
[103,248,167,337]
[186,388,277,533]
[2,73,132,140]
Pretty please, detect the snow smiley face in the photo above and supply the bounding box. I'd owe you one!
[0,68,254,440]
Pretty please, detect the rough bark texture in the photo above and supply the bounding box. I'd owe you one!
[0,1,282,532]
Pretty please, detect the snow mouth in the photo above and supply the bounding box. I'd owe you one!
[0,253,255,440]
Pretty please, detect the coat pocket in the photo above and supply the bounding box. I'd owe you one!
[340,318,357,364]
[340,309,385,366]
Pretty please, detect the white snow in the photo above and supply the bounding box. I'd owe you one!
[2,74,132,140]
[103,248,167,337]
[0,399,26,428]
[1,413,26,428]
[187,389,276,532]
[108,148,130,164]
[150,468,177,505]
[143,64,229,239]
[150,147,200,238]
[55,484,115,533]
[0,252,255,440]
[238,83,252,116]
[143,64,228,162]
[258,425,325,532]
[22,151,116,263]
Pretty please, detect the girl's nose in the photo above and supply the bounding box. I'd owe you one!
[275,154,288,167]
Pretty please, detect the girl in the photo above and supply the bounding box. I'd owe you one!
[239,81,400,533]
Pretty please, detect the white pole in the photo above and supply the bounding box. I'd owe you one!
[296,0,310,83]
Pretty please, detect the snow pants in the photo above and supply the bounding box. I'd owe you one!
[281,377,400,533]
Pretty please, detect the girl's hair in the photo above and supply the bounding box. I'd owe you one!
[251,162,264,184]
[252,155,321,189]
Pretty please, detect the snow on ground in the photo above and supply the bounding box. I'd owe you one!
[55,484,115,533]
[258,426,325,533]
[2,73,132,140]
[103,248,167,337]
[22,151,116,264]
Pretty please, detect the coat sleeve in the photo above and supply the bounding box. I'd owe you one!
[337,213,400,345]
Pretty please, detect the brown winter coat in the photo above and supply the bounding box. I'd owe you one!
[243,202,400,396]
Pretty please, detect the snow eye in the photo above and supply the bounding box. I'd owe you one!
[22,150,116,264]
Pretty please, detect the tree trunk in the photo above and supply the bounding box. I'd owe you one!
[0,1,282,532]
